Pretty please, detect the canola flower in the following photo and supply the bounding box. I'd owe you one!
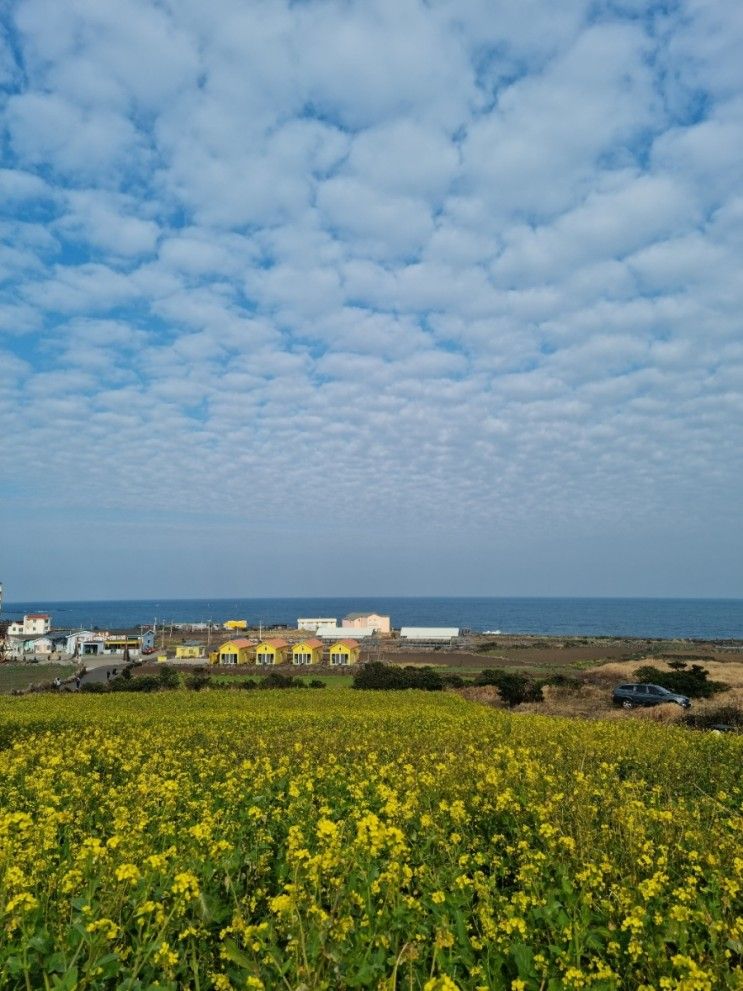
[0,690,741,990]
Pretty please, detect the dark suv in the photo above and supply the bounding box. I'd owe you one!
[612,683,691,709]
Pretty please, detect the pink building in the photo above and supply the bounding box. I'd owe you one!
[343,612,391,634]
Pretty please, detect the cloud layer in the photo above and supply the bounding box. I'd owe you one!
[1,0,742,598]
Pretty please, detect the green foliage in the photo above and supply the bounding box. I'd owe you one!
[158,665,181,689]
[185,674,210,691]
[682,704,743,731]
[633,663,727,699]
[308,679,327,689]
[475,668,544,706]
[352,662,444,691]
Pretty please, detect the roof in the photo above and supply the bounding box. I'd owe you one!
[331,639,359,649]
[344,612,388,620]
[220,638,252,649]
[294,638,323,650]
[25,613,50,619]
[316,625,376,638]
[182,639,202,646]
[400,627,460,639]
[258,638,289,649]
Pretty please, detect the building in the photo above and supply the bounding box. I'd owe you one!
[104,635,140,654]
[343,612,391,634]
[79,639,106,656]
[399,627,460,641]
[297,618,337,632]
[256,639,289,665]
[10,614,52,636]
[316,624,377,639]
[140,630,156,651]
[215,639,253,665]
[329,639,360,666]
[175,641,203,659]
[291,638,324,665]
[224,619,248,631]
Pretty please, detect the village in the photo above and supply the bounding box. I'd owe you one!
[1,610,464,668]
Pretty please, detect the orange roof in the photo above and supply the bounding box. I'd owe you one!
[26,613,49,619]
[220,638,252,649]
[332,639,359,649]
[294,638,323,649]
[259,638,288,649]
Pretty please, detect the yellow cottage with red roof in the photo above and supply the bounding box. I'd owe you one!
[329,639,360,666]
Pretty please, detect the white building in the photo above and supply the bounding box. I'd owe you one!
[316,624,377,639]
[297,617,337,633]
[20,614,52,635]
[399,627,460,641]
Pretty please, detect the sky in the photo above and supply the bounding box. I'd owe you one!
[1,0,742,601]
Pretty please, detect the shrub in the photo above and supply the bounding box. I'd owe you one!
[682,704,743,732]
[352,663,444,691]
[259,671,296,690]
[158,665,181,689]
[308,679,326,689]
[441,673,466,688]
[185,674,210,691]
[634,664,726,699]
[80,682,109,693]
[239,679,258,690]
[110,675,161,692]
[475,669,544,706]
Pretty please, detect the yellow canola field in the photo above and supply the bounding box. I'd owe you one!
[0,690,741,991]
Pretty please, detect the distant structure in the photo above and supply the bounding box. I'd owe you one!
[8,614,52,637]
[224,619,248,631]
[214,638,253,665]
[256,639,289,666]
[316,624,377,639]
[343,612,391,634]
[292,639,324,665]
[329,639,361,666]
[400,627,460,642]
[297,617,337,632]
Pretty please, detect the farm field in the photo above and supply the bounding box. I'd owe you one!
[0,691,741,990]
[0,664,73,693]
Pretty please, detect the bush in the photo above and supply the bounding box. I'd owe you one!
[239,679,258,690]
[185,674,210,691]
[259,671,296,689]
[474,669,544,706]
[682,704,743,732]
[441,673,466,688]
[352,663,444,691]
[80,682,109,693]
[110,675,162,692]
[308,679,326,689]
[158,666,181,689]
[634,664,726,699]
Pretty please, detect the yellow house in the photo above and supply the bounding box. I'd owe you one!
[224,619,248,631]
[291,638,324,666]
[329,639,360,666]
[256,639,289,666]
[215,638,253,665]
[175,641,203,658]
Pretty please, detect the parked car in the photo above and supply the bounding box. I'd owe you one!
[612,683,691,709]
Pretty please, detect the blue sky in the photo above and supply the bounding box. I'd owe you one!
[1,0,742,600]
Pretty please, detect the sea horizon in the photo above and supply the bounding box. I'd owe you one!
[3,595,743,640]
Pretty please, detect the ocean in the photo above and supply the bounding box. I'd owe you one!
[3,597,742,639]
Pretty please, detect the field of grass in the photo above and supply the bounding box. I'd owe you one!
[0,690,741,990]
[0,664,73,693]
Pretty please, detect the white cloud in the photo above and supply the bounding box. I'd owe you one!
[1,0,742,598]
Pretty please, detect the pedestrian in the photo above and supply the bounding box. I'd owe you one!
[75,676,81,690]
[106,670,111,681]
[53,677,61,689]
